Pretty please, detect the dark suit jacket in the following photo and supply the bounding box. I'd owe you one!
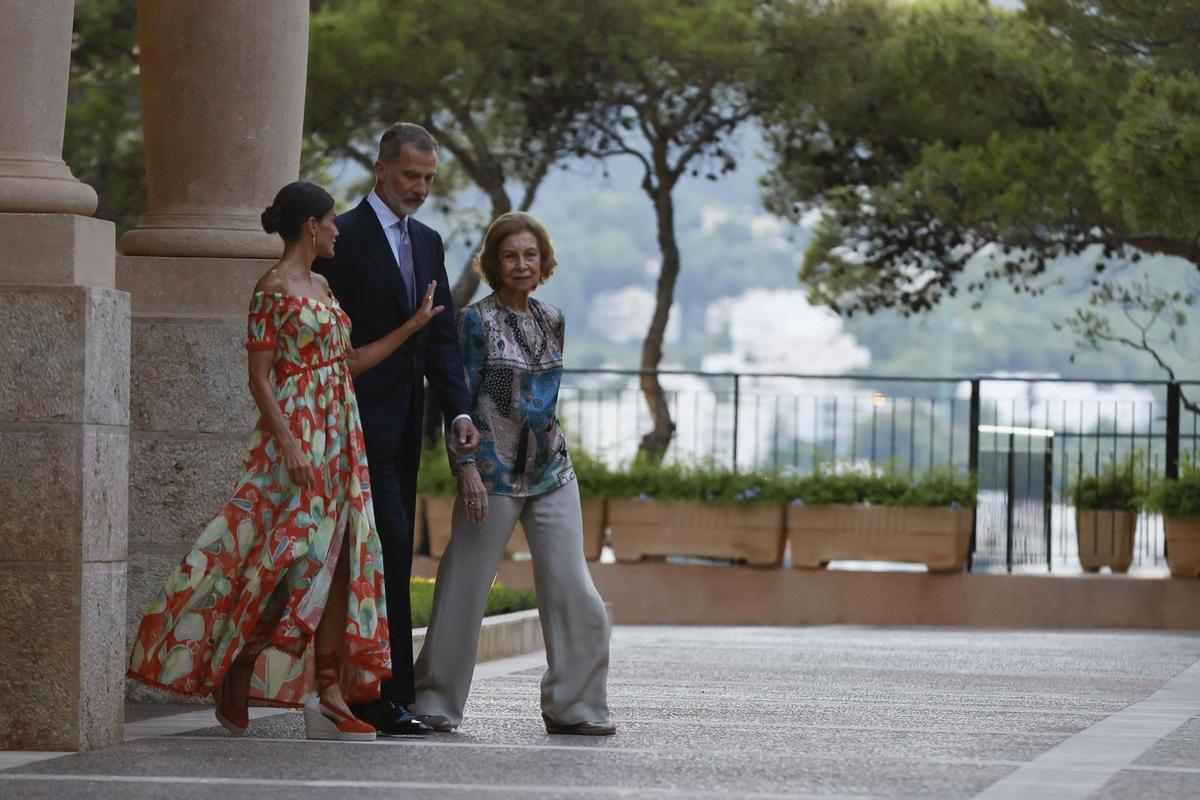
[314,197,470,437]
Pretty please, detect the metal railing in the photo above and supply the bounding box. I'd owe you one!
[557,369,1199,574]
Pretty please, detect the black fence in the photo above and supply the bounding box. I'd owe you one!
[558,370,1200,574]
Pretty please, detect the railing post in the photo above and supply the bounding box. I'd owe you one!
[1166,382,1181,480]
[967,379,981,572]
[1006,430,1016,574]
[1044,448,1054,572]
[731,373,740,472]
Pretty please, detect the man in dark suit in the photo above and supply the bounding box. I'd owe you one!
[315,122,479,735]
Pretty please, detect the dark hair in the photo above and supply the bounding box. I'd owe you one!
[473,212,559,291]
[261,181,335,241]
[378,122,438,163]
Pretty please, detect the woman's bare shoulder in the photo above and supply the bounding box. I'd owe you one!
[253,269,288,297]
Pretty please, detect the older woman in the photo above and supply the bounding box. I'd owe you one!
[410,212,614,736]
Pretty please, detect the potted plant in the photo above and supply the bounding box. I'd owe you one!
[418,444,609,561]
[1069,456,1144,573]
[565,449,611,561]
[1144,459,1200,578]
[504,448,610,561]
[785,469,977,573]
[416,444,458,558]
[605,460,787,566]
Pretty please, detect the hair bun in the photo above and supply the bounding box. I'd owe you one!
[261,205,283,234]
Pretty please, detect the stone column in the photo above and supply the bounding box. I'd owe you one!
[115,1,310,700]
[118,0,308,258]
[0,0,129,751]
[0,2,98,215]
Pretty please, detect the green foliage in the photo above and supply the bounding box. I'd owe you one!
[569,448,614,501]
[756,0,1200,384]
[483,582,540,617]
[409,578,536,628]
[1143,459,1200,517]
[1069,455,1146,511]
[600,458,787,505]
[65,0,144,233]
[417,440,616,499]
[306,0,608,240]
[598,459,974,508]
[415,441,458,497]
[781,468,976,509]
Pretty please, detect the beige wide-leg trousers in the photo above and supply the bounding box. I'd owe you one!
[411,477,611,728]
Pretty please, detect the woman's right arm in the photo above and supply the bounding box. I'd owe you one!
[247,349,314,489]
[345,280,443,378]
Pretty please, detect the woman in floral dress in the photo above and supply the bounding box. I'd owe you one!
[128,181,445,741]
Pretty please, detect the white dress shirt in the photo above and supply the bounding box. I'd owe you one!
[365,190,472,433]
[366,189,409,271]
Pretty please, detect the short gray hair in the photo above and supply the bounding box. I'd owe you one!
[378,122,438,162]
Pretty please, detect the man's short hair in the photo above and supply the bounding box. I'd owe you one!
[378,122,438,162]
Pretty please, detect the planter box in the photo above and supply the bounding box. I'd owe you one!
[787,504,972,573]
[1165,515,1200,578]
[1075,510,1136,573]
[420,494,606,561]
[508,498,607,561]
[423,494,455,558]
[607,498,785,566]
[413,494,427,555]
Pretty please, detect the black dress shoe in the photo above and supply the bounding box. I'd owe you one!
[352,700,433,736]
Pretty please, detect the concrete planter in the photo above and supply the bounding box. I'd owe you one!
[607,498,785,566]
[413,608,544,663]
[506,498,607,561]
[421,494,607,561]
[1164,515,1200,578]
[788,504,973,573]
[1075,510,1137,573]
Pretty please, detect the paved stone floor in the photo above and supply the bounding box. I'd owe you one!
[3,626,1199,798]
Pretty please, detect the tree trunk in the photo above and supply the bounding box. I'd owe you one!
[637,184,680,463]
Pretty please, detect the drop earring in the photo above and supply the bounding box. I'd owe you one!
[311,229,318,249]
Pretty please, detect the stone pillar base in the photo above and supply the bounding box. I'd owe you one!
[0,270,129,750]
[118,255,264,700]
[0,164,98,216]
[0,214,115,287]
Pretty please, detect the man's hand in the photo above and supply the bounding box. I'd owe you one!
[450,417,480,454]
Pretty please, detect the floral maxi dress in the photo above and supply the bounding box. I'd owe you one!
[128,291,391,707]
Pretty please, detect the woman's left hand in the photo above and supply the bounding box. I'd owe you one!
[458,463,489,525]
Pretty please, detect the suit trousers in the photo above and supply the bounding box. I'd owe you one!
[358,399,420,705]
[411,478,611,727]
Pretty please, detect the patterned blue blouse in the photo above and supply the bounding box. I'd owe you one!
[453,293,575,496]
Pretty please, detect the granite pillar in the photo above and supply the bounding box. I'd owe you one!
[0,0,129,750]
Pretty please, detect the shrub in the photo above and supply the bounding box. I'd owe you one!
[599,460,974,509]
[1143,459,1200,517]
[569,448,614,501]
[417,440,614,499]
[410,577,536,628]
[416,440,458,496]
[601,457,787,505]
[778,468,975,509]
[1069,455,1146,512]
